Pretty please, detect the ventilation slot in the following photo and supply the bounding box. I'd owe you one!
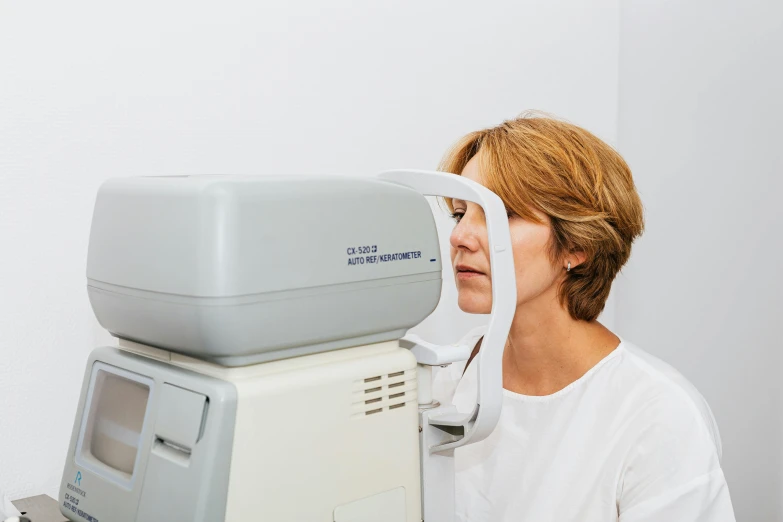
[351,369,418,418]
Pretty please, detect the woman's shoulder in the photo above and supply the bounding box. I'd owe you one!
[614,339,723,460]
[611,341,732,516]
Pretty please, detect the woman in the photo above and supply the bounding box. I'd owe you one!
[433,114,735,521]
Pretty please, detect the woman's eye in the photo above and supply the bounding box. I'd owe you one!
[451,210,512,222]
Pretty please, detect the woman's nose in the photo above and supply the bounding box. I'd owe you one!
[449,209,485,251]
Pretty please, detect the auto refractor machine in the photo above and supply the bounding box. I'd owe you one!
[58,170,515,522]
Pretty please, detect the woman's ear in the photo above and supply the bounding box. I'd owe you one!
[567,247,588,269]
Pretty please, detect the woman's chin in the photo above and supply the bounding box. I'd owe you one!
[457,295,492,315]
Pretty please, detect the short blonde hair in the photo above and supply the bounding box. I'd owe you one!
[440,113,644,321]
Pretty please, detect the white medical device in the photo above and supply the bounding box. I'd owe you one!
[58,171,515,522]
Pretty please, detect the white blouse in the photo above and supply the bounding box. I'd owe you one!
[432,325,736,521]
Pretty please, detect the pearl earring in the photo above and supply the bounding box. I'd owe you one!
[567,261,571,272]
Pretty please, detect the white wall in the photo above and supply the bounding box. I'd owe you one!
[0,0,621,500]
[616,1,783,520]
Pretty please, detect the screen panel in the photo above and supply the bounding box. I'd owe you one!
[75,362,154,489]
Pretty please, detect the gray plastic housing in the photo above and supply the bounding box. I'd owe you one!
[59,347,238,522]
[87,175,443,366]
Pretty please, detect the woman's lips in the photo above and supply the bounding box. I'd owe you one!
[456,270,485,280]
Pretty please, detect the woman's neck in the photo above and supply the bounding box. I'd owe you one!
[502,291,620,396]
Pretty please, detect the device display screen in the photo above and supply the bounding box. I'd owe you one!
[75,363,154,488]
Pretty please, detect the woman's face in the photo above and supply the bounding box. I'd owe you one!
[449,155,564,314]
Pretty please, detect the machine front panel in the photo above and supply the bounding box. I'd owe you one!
[59,347,238,522]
